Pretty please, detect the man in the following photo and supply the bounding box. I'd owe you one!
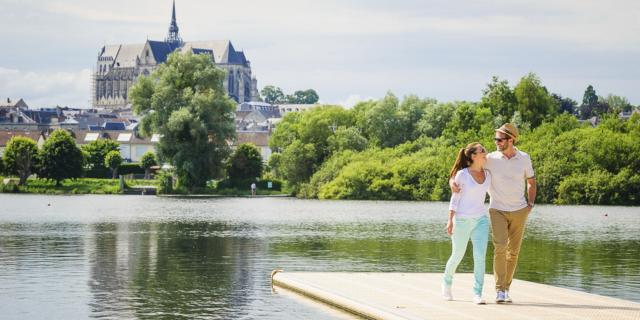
[251,182,257,196]
[451,123,536,303]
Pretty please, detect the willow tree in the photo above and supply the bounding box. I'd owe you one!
[130,52,236,191]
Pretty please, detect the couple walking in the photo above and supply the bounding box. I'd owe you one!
[442,123,536,305]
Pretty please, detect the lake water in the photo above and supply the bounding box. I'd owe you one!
[0,194,639,319]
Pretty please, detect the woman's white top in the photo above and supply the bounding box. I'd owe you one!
[448,168,491,218]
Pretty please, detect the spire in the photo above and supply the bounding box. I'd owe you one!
[165,0,183,47]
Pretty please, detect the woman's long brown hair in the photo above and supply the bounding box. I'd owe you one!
[449,142,482,178]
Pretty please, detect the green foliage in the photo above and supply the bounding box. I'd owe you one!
[130,51,236,191]
[279,140,317,191]
[327,127,368,153]
[140,152,158,169]
[603,94,632,113]
[289,89,319,104]
[0,178,122,194]
[104,150,123,179]
[140,151,158,179]
[513,73,558,128]
[226,143,263,187]
[0,157,5,175]
[416,102,454,138]
[556,169,640,205]
[157,170,174,194]
[38,129,84,186]
[261,86,320,104]
[261,85,285,104]
[268,74,638,205]
[360,92,406,148]
[3,136,38,185]
[479,76,517,119]
[119,162,146,175]
[552,93,578,114]
[82,139,120,178]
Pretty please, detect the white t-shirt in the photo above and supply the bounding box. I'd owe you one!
[485,148,535,211]
[449,168,491,218]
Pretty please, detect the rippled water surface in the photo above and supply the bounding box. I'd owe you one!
[1,194,639,319]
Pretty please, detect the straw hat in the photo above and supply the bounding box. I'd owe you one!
[496,123,519,142]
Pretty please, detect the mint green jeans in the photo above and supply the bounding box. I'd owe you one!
[443,215,490,296]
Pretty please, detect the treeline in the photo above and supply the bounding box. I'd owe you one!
[267,73,640,205]
[260,86,319,104]
[0,130,158,186]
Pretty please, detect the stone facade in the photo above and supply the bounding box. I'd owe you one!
[93,1,259,109]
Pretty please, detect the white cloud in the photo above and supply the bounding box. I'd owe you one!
[0,67,91,108]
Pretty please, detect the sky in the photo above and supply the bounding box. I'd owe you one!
[0,0,639,108]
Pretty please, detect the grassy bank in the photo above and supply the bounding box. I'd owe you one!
[0,176,290,196]
[0,177,158,194]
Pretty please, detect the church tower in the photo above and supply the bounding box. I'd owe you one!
[165,0,183,47]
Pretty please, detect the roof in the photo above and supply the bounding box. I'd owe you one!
[234,131,270,147]
[113,43,145,68]
[0,130,43,147]
[0,98,29,109]
[182,40,238,64]
[147,40,178,63]
[103,122,127,130]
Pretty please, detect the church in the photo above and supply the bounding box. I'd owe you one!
[92,1,259,109]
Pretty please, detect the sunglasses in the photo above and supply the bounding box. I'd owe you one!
[494,137,510,142]
[474,147,487,154]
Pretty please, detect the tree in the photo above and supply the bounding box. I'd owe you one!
[513,73,558,128]
[361,92,405,148]
[261,85,285,104]
[479,76,517,119]
[290,89,319,104]
[82,139,120,178]
[604,94,632,113]
[130,52,236,190]
[578,85,604,119]
[226,143,263,187]
[3,137,38,185]
[140,151,158,179]
[279,140,317,190]
[104,150,123,179]
[38,129,84,186]
[416,102,455,138]
[327,127,368,153]
[582,85,598,106]
[551,93,577,115]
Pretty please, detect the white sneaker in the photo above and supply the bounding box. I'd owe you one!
[473,295,486,305]
[505,291,513,303]
[442,285,453,301]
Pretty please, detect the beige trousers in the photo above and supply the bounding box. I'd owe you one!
[489,206,530,292]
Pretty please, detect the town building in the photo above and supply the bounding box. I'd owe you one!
[92,1,259,109]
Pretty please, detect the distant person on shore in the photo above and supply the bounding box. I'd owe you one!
[442,142,491,305]
[450,123,536,304]
[251,182,256,197]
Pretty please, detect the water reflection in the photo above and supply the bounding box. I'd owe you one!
[0,195,639,319]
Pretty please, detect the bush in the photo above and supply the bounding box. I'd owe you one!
[226,143,263,187]
[157,171,174,194]
[119,162,145,175]
[82,139,119,178]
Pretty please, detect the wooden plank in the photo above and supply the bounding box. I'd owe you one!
[271,272,640,320]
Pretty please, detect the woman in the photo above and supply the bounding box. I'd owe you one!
[442,142,491,305]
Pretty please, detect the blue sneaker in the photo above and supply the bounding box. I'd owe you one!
[496,290,506,303]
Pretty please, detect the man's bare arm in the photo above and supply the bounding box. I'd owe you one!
[527,177,536,207]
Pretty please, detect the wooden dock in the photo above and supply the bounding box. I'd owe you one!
[271,272,640,320]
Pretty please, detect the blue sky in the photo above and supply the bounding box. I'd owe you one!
[1,0,639,108]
